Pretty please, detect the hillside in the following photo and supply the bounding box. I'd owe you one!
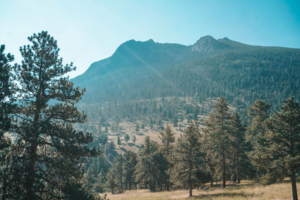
[71,35,300,156]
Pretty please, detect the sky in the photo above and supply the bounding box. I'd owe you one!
[1,0,300,78]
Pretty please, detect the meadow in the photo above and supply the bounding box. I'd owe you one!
[104,180,300,200]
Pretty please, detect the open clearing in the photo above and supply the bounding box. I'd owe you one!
[103,180,300,200]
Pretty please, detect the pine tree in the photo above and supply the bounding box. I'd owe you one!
[149,118,153,129]
[98,133,108,148]
[230,112,246,183]
[106,169,118,194]
[123,151,138,190]
[202,97,232,188]
[107,141,116,154]
[135,124,140,132]
[93,170,106,193]
[264,97,300,200]
[84,167,97,191]
[0,45,18,199]
[135,136,159,191]
[0,44,17,149]
[13,31,100,200]
[246,99,274,182]
[105,124,108,133]
[117,136,121,148]
[114,154,124,191]
[125,134,130,144]
[133,135,137,144]
[172,120,203,197]
[158,124,175,190]
[172,116,178,127]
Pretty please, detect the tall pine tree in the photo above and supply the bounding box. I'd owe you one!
[265,97,300,200]
[14,31,100,200]
[172,120,203,197]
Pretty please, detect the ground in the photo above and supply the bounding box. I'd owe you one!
[102,180,300,200]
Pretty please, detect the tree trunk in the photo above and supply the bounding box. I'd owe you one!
[210,172,213,186]
[222,148,226,188]
[25,144,37,200]
[291,167,298,200]
[189,183,192,197]
[237,152,240,183]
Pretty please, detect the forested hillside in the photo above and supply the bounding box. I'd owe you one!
[71,35,300,148]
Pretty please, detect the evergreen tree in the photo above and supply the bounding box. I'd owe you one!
[13,31,100,200]
[107,141,116,154]
[264,97,300,200]
[135,124,140,132]
[149,118,153,129]
[105,124,108,133]
[158,124,175,189]
[202,97,232,188]
[135,136,159,191]
[123,151,138,190]
[179,113,184,122]
[117,136,121,148]
[125,134,130,144]
[172,120,203,197]
[93,170,106,193]
[172,116,178,127]
[0,44,17,149]
[84,167,97,191]
[106,169,118,194]
[0,45,18,199]
[114,154,124,191]
[133,135,137,144]
[246,99,274,182]
[230,112,246,183]
[98,133,108,148]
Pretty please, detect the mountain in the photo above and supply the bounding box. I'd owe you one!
[192,35,232,53]
[71,35,300,152]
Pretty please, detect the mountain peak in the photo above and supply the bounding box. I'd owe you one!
[192,35,231,53]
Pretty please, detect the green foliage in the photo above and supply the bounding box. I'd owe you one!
[202,97,232,188]
[264,97,300,199]
[125,134,130,144]
[172,120,203,197]
[4,31,100,200]
[135,124,140,132]
[172,116,178,127]
[133,135,137,144]
[117,136,121,147]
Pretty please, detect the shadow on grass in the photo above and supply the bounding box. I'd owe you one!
[128,143,135,147]
[193,192,259,199]
[120,147,127,152]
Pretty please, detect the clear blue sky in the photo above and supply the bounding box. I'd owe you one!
[1,0,299,78]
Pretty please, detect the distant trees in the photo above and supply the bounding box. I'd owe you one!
[77,96,300,200]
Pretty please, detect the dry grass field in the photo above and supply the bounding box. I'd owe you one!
[103,180,300,200]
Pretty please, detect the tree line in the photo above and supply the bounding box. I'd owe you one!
[84,97,300,200]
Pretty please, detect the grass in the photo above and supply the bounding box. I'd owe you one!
[103,180,300,200]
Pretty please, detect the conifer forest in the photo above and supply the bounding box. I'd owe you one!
[1,30,300,200]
